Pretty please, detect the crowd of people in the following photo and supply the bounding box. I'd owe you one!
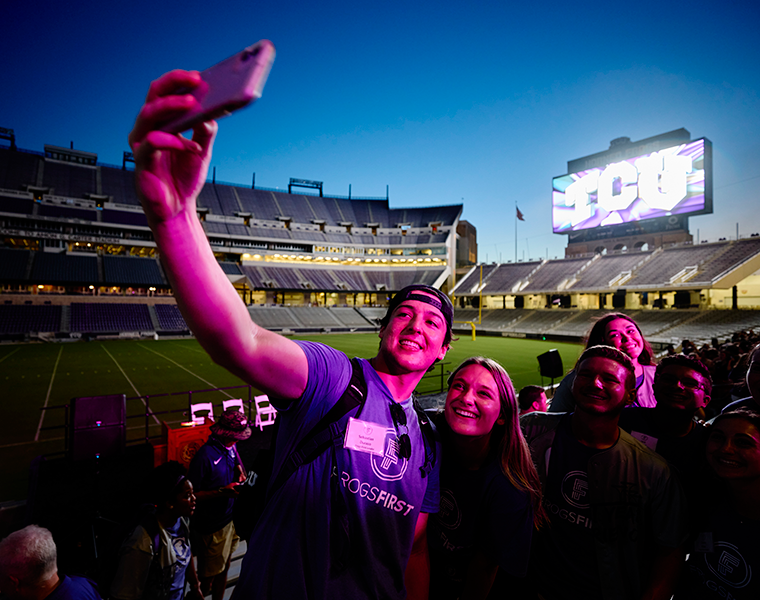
[2,67,759,600]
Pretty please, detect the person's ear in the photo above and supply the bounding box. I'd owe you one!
[626,387,636,405]
[437,344,450,361]
[496,415,506,426]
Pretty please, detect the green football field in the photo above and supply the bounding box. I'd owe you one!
[0,334,582,502]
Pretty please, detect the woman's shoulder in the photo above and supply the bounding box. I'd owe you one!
[482,459,532,507]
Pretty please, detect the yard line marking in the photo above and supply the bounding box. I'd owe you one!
[101,344,160,425]
[139,344,235,399]
[34,346,63,442]
[0,346,21,364]
[174,342,207,355]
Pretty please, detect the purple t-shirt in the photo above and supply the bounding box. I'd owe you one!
[232,341,440,600]
[48,575,101,600]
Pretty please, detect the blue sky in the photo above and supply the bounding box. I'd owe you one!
[3,0,758,262]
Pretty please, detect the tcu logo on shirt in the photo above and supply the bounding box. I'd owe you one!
[370,428,409,482]
[436,489,461,530]
[705,542,751,588]
[561,471,590,509]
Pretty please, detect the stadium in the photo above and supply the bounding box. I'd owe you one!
[2,124,759,588]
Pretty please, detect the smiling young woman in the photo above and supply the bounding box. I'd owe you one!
[674,408,760,599]
[428,357,545,600]
[550,312,657,413]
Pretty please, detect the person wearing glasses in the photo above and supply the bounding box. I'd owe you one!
[618,354,713,528]
[549,313,657,413]
[427,358,544,600]
[674,408,760,599]
[128,67,450,600]
[521,346,688,600]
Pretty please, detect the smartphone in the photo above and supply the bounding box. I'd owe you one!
[160,39,276,133]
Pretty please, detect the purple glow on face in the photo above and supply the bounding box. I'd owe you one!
[552,139,709,233]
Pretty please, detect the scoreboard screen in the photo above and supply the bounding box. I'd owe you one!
[552,138,711,233]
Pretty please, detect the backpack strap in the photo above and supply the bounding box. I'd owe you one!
[266,358,367,500]
[412,396,437,478]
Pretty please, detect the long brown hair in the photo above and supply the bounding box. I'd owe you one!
[586,312,654,365]
[447,357,547,528]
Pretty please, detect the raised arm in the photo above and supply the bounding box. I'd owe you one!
[129,69,307,399]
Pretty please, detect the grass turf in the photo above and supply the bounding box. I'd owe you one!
[0,334,582,502]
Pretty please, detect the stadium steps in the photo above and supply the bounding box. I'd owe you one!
[60,305,70,332]
[690,241,733,281]
[352,306,377,326]
[24,251,34,280]
[147,305,161,330]
[653,310,705,340]
[96,255,104,283]
[155,258,169,286]
[625,247,664,284]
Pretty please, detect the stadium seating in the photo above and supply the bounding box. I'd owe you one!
[102,255,164,286]
[100,166,141,206]
[154,304,188,331]
[31,253,98,284]
[70,303,153,332]
[0,303,61,333]
[0,147,41,191]
[0,248,31,280]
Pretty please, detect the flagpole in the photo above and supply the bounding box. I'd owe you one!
[514,201,518,263]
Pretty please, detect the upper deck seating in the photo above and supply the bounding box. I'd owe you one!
[480,262,541,295]
[103,255,164,286]
[0,248,31,280]
[0,148,41,191]
[219,262,242,275]
[101,209,149,227]
[454,264,500,294]
[101,166,141,206]
[43,161,97,199]
[691,238,760,283]
[31,252,98,284]
[214,184,243,215]
[521,258,589,293]
[0,195,35,215]
[37,204,97,221]
[573,253,651,289]
[629,243,728,285]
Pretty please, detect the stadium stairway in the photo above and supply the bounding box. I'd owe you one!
[60,305,70,333]
[147,305,161,331]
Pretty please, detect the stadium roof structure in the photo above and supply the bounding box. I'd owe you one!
[0,143,462,294]
[453,237,760,297]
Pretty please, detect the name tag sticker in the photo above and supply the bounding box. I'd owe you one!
[632,431,658,451]
[344,417,386,455]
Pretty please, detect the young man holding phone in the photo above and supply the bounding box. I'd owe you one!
[129,68,448,600]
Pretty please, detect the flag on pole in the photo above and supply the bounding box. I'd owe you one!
[516,206,525,221]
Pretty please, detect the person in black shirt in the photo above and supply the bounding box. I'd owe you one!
[618,354,712,528]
